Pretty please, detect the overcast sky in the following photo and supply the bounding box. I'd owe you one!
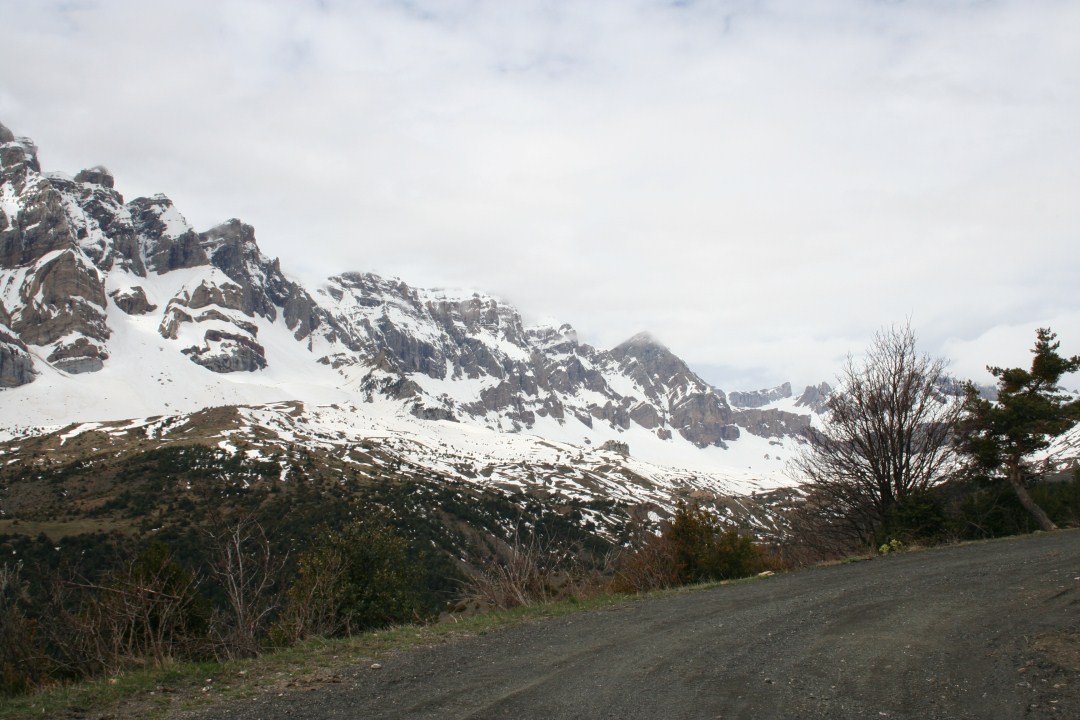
[1,0,1078,391]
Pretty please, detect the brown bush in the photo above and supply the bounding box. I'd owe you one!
[41,542,209,677]
[0,561,51,695]
[612,503,781,593]
[458,530,602,610]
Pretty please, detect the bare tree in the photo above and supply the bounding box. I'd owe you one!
[791,324,961,547]
[206,517,287,659]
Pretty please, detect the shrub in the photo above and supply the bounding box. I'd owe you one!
[613,502,777,592]
[877,489,949,546]
[62,541,211,672]
[0,561,51,696]
[878,539,905,555]
[458,530,598,610]
[610,522,681,594]
[270,521,431,643]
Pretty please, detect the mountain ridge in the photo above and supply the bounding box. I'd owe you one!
[0,120,828,499]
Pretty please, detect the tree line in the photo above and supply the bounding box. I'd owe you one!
[790,325,1080,559]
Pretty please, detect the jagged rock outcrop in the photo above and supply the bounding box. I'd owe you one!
[110,286,156,315]
[0,323,35,387]
[609,333,739,447]
[183,329,267,373]
[1,126,112,373]
[13,250,109,344]
[795,382,833,414]
[0,119,828,461]
[600,440,630,456]
[732,407,811,439]
[0,123,326,378]
[73,166,114,188]
[129,194,206,273]
[729,382,792,408]
[200,219,325,341]
[47,336,107,374]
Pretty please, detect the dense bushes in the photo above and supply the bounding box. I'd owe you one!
[787,470,1080,562]
[0,561,48,696]
[0,515,437,697]
[271,522,432,643]
[0,463,639,698]
[613,502,778,593]
[941,471,1080,541]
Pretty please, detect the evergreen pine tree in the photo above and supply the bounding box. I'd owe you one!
[957,328,1080,531]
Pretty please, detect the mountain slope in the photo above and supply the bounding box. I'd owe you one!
[0,120,826,501]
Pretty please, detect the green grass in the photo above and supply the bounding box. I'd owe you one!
[0,570,787,720]
[0,592,644,720]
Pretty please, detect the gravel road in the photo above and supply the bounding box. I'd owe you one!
[192,530,1080,720]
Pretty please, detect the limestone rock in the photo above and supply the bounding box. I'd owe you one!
[729,382,793,408]
[47,337,108,374]
[110,286,156,315]
[129,194,206,273]
[0,325,35,387]
[12,250,109,350]
[74,166,115,189]
[410,404,457,422]
[629,402,662,429]
[188,279,248,313]
[671,393,738,447]
[732,407,812,439]
[183,330,267,373]
[600,440,630,456]
[795,383,833,414]
[159,302,194,339]
[199,219,327,342]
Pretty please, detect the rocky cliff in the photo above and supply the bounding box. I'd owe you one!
[0,120,821,464]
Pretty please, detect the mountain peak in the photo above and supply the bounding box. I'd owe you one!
[0,122,40,174]
[617,331,665,350]
[74,166,115,188]
[0,119,823,474]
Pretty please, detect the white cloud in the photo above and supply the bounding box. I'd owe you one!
[1,0,1078,391]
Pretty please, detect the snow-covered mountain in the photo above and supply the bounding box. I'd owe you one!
[0,120,827,506]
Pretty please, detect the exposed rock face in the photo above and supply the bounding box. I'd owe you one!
[158,302,193,339]
[0,324,35,387]
[600,440,630,456]
[729,382,792,408]
[13,250,109,344]
[795,383,833,414]
[48,336,107,374]
[410,404,457,422]
[609,333,739,447]
[1,128,113,373]
[199,219,325,341]
[110,286,156,315]
[0,119,828,458]
[74,166,115,189]
[1,145,78,267]
[732,407,811,439]
[183,330,267,373]
[129,194,206,273]
[312,279,778,445]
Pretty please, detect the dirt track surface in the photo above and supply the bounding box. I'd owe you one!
[192,531,1080,719]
